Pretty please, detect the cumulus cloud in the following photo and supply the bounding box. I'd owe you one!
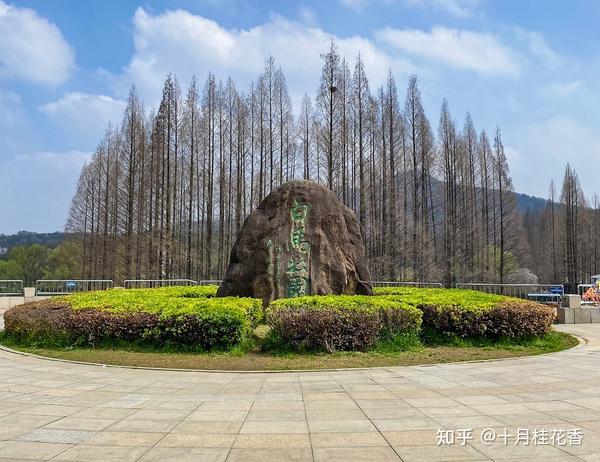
[120,7,409,106]
[376,26,523,77]
[112,7,535,110]
[39,92,126,145]
[0,0,74,85]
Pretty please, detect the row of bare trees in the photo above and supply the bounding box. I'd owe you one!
[67,42,534,285]
[523,165,600,288]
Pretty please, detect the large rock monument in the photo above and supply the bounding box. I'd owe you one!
[217,180,372,304]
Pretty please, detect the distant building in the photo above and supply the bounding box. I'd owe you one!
[0,247,7,256]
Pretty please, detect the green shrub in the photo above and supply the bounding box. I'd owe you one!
[267,295,422,352]
[4,286,260,351]
[373,287,555,340]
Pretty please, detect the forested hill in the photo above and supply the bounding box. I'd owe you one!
[1,192,545,252]
[514,192,547,214]
[0,231,67,253]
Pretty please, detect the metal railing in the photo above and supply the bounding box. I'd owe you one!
[35,280,114,296]
[123,279,198,289]
[371,281,443,288]
[198,280,222,286]
[578,284,598,304]
[578,284,594,296]
[455,282,564,303]
[0,280,24,296]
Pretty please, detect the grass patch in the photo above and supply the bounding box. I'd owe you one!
[0,328,578,371]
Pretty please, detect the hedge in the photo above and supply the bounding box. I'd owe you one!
[3,286,259,351]
[267,295,422,352]
[2,285,556,352]
[373,287,556,339]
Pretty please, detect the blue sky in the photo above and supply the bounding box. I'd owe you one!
[1,0,599,234]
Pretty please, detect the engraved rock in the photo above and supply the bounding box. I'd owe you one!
[217,180,372,305]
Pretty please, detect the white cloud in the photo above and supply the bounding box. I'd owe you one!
[39,92,126,145]
[340,0,481,17]
[376,26,522,77]
[0,0,74,85]
[114,8,411,108]
[540,80,584,98]
[525,31,561,69]
[0,90,24,129]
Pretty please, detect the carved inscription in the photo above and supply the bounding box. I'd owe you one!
[286,199,310,297]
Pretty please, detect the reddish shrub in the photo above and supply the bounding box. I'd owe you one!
[420,300,555,339]
[3,299,251,350]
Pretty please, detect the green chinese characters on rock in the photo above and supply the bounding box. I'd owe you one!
[286,199,310,297]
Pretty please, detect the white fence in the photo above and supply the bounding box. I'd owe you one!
[198,280,222,286]
[0,280,23,296]
[371,281,443,288]
[123,279,198,289]
[578,284,593,296]
[35,280,114,296]
[455,282,564,303]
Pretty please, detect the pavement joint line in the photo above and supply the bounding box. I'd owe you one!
[131,398,206,462]
[378,370,497,462]
[299,372,316,462]
[338,376,404,461]
[225,397,256,461]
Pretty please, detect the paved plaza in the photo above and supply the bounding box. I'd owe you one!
[1,322,600,461]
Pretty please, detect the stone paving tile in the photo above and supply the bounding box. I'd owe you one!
[469,439,575,460]
[305,409,366,421]
[232,433,311,448]
[138,447,228,462]
[240,420,309,434]
[157,433,236,448]
[226,448,313,462]
[106,419,178,433]
[308,419,376,433]
[362,407,427,420]
[17,429,93,444]
[250,401,304,411]
[0,414,61,428]
[310,431,387,447]
[200,401,252,411]
[373,417,441,432]
[245,410,306,422]
[304,400,359,410]
[434,414,506,429]
[353,399,412,409]
[71,407,135,419]
[579,455,600,461]
[125,408,191,421]
[383,430,439,446]
[0,441,72,460]
[173,421,243,434]
[16,405,84,418]
[394,444,490,461]
[52,444,150,461]
[313,446,400,461]
[1,324,600,460]
[83,431,165,447]
[43,417,115,432]
[0,426,29,443]
[186,410,249,422]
